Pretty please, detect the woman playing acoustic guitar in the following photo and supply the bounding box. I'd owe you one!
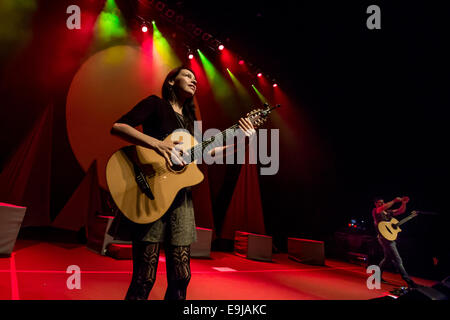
[110,66,255,300]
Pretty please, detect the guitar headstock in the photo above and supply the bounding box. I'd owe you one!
[246,103,281,129]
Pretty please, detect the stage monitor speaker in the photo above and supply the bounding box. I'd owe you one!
[86,215,131,256]
[234,231,272,261]
[288,237,325,266]
[107,243,132,260]
[190,227,212,258]
[0,203,27,257]
[397,285,448,300]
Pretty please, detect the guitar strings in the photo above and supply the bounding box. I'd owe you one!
[137,110,267,178]
[141,124,241,179]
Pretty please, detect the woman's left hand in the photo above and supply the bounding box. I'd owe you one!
[238,117,256,140]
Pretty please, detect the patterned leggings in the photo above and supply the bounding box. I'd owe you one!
[125,241,191,300]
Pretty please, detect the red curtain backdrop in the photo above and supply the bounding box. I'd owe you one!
[192,163,216,235]
[220,161,266,240]
[0,104,53,227]
[190,100,215,233]
[0,1,264,236]
[52,161,101,237]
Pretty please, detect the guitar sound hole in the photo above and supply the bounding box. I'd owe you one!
[385,226,393,234]
[170,164,186,172]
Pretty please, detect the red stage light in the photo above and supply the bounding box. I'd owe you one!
[218,44,224,51]
[141,26,148,33]
[238,60,244,65]
[273,83,278,87]
[257,73,262,77]
[188,54,194,60]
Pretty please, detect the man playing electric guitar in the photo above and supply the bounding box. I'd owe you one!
[372,196,418,288]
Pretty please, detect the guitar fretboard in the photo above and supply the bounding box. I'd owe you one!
[184,124,241,163]
[398,213,417,226]
[181,104,279,163]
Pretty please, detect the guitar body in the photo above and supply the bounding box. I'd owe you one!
[378,218,402,241]
[106,131,204,224]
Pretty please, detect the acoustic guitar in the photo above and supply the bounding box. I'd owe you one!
[106,103,280,224]
[378,211,418,241]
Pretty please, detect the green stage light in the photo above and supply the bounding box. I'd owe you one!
[251,85,269,104]
[227,69,252,105]
[197,50,236,110]
[152,21,181,68]
[96,0,127,43]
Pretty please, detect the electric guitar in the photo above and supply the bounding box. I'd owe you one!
[378,211,418,241]
[106,103,280,224]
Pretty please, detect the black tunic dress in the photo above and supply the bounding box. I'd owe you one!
[107,95,197,246]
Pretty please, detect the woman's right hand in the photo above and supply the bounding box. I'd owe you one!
[154,140,186,167]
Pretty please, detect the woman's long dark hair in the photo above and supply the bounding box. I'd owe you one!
[162,66,197,134]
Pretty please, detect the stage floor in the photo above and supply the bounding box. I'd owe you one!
[0,239,436,300]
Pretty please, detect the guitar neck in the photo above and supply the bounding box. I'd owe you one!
[397,213,417,226]
[187,124,240,162]
[184,104,280,162]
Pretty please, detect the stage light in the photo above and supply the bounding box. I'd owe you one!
[273,83,278,87]
[187,48,194,60]
[218,44,224,51]
[257,73,262,78]
[238,60,244,65]
[141,25,148,32]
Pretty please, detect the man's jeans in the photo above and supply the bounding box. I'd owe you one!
[377,235,412,284]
